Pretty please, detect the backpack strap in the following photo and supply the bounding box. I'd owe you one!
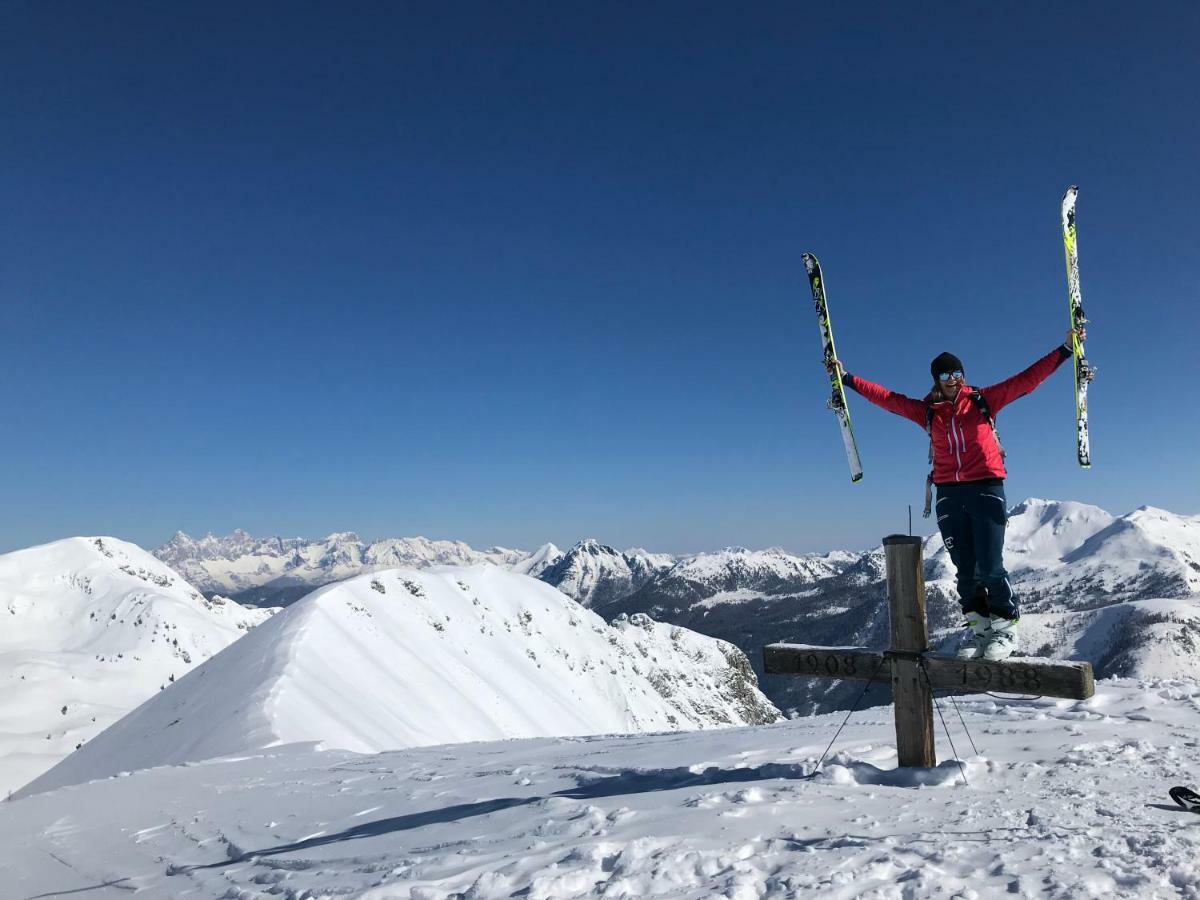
[923,404,936,518]
[968,390,1005,458]
[921,392,1005,519]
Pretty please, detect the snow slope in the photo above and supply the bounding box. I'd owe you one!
[0,537,270,798]
[924,500,1200,612]
[508,541,563,577]
[990,497,1116,572]
[4,677,1200,898]
[18,565,779,797]
[1057,505,1200,595]
[1017,597,1200,681]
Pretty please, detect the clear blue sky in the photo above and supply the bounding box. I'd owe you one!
[1,1,1197,555]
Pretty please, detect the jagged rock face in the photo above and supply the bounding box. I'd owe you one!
[600,549,936,720]
[608,612,781,728]
[577,544,894,717]
[613,547,858,610]
[537,540,674,608]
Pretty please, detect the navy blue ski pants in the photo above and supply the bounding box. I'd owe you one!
[934,480,1018,620]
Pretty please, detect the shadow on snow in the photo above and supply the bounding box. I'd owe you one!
[169,762,811,874]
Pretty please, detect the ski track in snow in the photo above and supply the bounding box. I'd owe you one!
[6,679,1200,898]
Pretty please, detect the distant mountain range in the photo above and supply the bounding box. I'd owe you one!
[594,499,1200,716]
[154,499,1200,718]
[5,497,1199,797]
[154,530,559,607]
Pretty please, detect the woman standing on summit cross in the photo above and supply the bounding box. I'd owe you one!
[829,329,1082,661]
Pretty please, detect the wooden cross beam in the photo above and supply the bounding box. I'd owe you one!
[763,534,1094,768]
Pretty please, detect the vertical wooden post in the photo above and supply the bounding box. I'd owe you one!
[882,534,935,767]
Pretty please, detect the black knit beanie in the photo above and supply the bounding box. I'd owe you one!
[930,352,964,379]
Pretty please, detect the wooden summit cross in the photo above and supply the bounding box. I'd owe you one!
[764,534,1094,768]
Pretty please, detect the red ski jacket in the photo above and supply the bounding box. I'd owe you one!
[844,345,1071,484]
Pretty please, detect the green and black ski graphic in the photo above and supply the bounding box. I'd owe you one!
[1061,186,1094,468]
[803,253,863,482]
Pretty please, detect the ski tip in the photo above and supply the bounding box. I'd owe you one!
[1063,185,1079,199]
[802,252,818,270]
[851,473,864,483]
[1170,786,1200,810]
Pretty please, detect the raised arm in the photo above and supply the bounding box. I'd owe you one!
[835,363,928,428]
[980,330,1079,413]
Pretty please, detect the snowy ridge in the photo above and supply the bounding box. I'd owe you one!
[17,565,779,797]
[671,547,844,584]
[921,497,1116,583]
[508,542,563,577]
[1058,505,1200,593]
[537,539,675,608]
[923,500,1200,612]
[0,537,270,797]
[1004,497,1117,571]
[622,546,854,609]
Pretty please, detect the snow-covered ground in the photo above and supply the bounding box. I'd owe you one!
[4,677,1200,898]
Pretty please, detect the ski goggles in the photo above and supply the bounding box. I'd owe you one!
[937,370,965,383]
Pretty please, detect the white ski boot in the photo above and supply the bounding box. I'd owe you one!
[983,616,1020,661]
[955,612,991,660]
